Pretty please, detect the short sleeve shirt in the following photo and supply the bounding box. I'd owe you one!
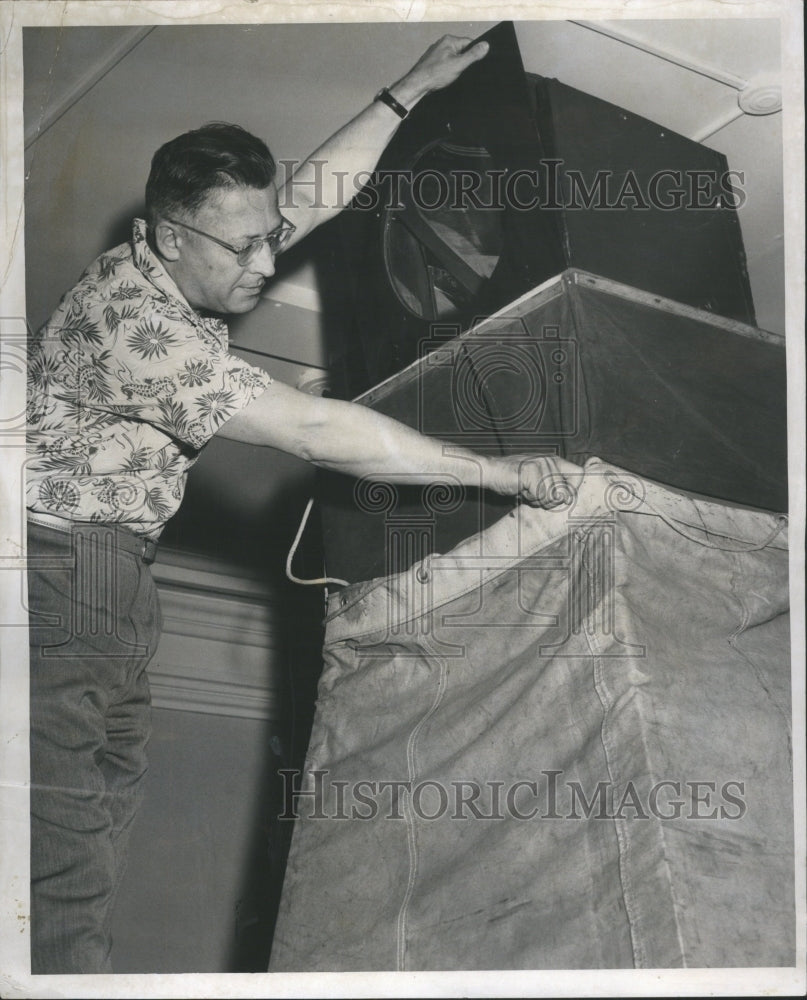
[26,218,273,540]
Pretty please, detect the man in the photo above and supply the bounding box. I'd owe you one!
[26,34,579,973]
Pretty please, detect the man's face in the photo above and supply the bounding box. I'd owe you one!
[169,184,283,315]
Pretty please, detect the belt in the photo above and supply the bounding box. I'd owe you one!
[27,511,159,564]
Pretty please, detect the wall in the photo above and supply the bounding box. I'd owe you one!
[112,709,282,973]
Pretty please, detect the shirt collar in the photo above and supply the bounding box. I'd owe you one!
[131,218,229,347]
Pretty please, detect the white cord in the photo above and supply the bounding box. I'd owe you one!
[285,497,350,588]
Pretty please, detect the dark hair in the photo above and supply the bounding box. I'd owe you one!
[145,122,276,227]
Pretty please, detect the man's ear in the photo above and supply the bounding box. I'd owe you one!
[152,220,182,261]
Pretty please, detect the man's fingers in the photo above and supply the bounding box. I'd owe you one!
[459,38,490,61]
[404,35,490,95]
[431,35,489,67]
[535,473,572,509]
[518,456,581,509]
[447,37,489,71]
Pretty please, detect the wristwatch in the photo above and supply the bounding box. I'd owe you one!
[374,87,409,120]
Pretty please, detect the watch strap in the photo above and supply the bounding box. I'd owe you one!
[375,87,409,120]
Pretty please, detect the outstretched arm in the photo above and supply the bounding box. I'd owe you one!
[278,35,489,246]
[217,379,580,508]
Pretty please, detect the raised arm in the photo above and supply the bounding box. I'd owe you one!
[278,35,489,245]
[217,379,580,508]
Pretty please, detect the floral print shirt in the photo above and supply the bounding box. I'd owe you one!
[26,218,273,540]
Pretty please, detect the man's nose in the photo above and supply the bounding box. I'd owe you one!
[251,241,276,277]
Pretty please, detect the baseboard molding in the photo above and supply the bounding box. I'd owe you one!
[147,671,280,722]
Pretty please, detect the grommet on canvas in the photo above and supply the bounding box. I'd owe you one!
[416,567,430,584]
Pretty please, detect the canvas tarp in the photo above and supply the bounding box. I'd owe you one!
[270,459,793,971]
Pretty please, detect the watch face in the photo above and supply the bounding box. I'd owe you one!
[383,139,506,322]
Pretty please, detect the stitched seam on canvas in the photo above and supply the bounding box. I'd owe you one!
[396,650,449,972]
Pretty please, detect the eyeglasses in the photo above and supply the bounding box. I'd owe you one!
[165,215,296,266]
